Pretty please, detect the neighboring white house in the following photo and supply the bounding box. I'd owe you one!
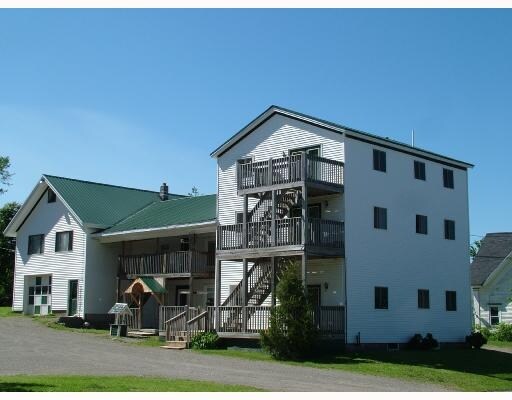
[471,233,512,328]
[211,105,473,345]
[5,105,474,346]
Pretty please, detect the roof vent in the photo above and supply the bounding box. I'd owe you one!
[159,182,169,201]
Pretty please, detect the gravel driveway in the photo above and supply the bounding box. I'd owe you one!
[0,317,445,391]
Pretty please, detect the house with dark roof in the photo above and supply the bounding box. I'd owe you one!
[471,233,512,327]
[4,175,216,330]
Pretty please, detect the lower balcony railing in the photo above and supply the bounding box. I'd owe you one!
[119,250,214,276]
[217,218,344,251]
[207,305,345,335]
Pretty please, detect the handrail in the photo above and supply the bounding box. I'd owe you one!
[187,310,208,324]
[165,310,186,325]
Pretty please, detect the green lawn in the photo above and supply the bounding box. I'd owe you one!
[486,340,512,350]
[0,375,260,392]
[0,306,21,317]
[197,347,512,391]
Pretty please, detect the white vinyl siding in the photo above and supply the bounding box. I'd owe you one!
[343,136,471,343]
[217,114,345,225]
[13,192,86,315]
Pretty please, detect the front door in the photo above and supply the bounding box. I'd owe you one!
[176,285,189,306]
[68,280,78,316]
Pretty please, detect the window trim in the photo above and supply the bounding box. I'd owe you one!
[28,234,44,255]
[490,305,500,326]
[55,231,73,252]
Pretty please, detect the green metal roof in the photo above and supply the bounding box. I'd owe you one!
[103,194,217,234]
[140,277,166,294]
[44,175,183,228]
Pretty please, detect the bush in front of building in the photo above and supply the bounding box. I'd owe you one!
[407,333,439,350]
[466,331,488,349]
[190,331,219,349]
[260,264,318,360]
[492,323,512,342]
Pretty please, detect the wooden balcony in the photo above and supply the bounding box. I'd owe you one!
[237,153,344,196]
[217,218,344,258]
[119,250,215,278]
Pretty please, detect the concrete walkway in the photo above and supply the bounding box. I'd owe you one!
[0,317,446,391]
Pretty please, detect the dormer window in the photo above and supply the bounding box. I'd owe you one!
[48,189,56,203]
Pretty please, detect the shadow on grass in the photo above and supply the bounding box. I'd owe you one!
[312,347,512,378]
[0,382,55,392]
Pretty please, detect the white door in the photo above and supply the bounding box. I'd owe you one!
[28,275,52,315]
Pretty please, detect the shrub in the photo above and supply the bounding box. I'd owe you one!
[260,263,318,360]
[492,323,512,342]
[466,331,487,349]
[189,331,219,349]
[407,333,439,350]
[478,326,492,340]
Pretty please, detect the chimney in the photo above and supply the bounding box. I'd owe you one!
[159,182,169,201]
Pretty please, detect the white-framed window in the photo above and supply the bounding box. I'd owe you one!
[490,306,500,326]
[28,275,52,315]
[28,234,44,255]
[55,231,73,252]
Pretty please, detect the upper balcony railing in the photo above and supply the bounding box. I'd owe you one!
[237,153,344,192]
[119,250,214,277]
[217,218,344,252]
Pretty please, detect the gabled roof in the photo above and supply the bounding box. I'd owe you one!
[102,194,217,235]
[471,233,512,286]
[210,105,473,169]
[3,174,184,236]
[43,175,183,228]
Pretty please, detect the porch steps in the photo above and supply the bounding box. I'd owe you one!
[160,340,187,350]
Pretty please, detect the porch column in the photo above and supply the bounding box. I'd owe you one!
[242,258,248,332]
[271,257,276,306]
[302,253,308,295]
[271,190,276,247]
[215,259,221,330]
[242,194,248,248]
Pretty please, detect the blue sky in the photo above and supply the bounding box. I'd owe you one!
[0,9,511,240]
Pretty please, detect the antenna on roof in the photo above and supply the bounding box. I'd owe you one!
[411,129,415,147]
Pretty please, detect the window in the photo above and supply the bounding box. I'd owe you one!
[373,149,386,172]
[416,214,428,234]
[446,291,457,311]
[28,275,52,315]
[444,220,455,240]
[55,231,73,252]
[418,289,430,309]
[47,188,56,203]
[235,212,244,224]
[443,168,454,189]
[414,161,426,180]
[375,287,388,309]
[28,234,44,255]
[180,237,190,251]
[490,306,500,325]
[374,207,387,230]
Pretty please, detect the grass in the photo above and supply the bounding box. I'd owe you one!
[197,347,512,391]
[486,340,512,350]
[0,375,261,392]
[0,306,21,317]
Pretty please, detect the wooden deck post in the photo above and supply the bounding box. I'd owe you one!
[242,258,248,332]
[271,256,276,306]
[271,190,276,247]
[215,259,221,330]
[243,194,248,248]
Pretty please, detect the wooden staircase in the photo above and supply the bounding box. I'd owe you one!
[162,308,209,350]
